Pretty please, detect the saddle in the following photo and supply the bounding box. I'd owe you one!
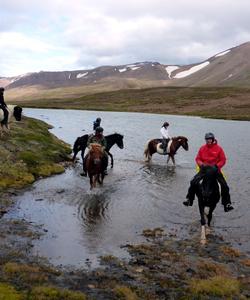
[159,139,172,154]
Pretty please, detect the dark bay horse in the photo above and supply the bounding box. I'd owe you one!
[194,166,220,244]
[144,136,188,165]
[85,143,106,189]
[72,133,124,168]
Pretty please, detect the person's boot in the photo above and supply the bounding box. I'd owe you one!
[224,204,234,212]
[183,195,194,206]
[80,170,87,177]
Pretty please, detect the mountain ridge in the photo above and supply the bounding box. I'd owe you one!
[1,42,250,101]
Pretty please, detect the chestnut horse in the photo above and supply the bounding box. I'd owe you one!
[144,136,188,165]
[85,143,106,189]
[72,133,124,168]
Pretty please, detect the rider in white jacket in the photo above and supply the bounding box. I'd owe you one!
[160,122,171,152]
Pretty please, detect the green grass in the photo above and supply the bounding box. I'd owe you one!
[0,116,71,191]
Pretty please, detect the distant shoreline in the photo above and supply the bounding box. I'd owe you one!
[10,86,250,121]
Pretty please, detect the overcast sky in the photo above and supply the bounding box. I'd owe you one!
[0,0,250,77]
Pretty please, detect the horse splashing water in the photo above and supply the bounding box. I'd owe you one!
[85,143,106,189]
[194,165,221,244]
[72,133,124,168]
[144,136,188,165]
[0,105,22,135]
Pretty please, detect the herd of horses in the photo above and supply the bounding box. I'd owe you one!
[2,104,224,244]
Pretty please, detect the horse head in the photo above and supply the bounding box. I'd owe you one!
[13,106,22,121]
[176,136,188,151]
[200,166,219,201]
[89,143,104,164]
[114,133,124,149]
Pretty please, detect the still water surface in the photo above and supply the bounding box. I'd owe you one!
[6,109,250,267]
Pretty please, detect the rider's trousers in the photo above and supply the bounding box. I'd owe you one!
[186,169,231,206]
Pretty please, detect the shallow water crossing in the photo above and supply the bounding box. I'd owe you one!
[5,109,250,267]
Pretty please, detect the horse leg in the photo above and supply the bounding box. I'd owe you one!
[166,155,170,164]
[108,151,113,168]
[198,199,207,244]
[90,175,94,190]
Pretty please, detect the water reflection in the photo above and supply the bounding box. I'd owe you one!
[78,193,110,226]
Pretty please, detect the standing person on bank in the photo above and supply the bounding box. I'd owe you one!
[0,87,9,129]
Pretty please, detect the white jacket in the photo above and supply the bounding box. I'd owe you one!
[160,127,171,139]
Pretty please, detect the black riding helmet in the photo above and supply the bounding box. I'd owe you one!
[205,132,215,140]
[95,126,103,133]
[163,122,169,127]
[96,117,101,122]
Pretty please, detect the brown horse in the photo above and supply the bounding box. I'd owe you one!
[144,136,189,165]
[85,143,106,189]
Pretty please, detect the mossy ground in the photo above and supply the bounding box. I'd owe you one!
[0,116,71,191]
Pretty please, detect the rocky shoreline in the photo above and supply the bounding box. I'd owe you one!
[0,116,249,299]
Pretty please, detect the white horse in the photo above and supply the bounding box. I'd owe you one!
[0,104,22,135]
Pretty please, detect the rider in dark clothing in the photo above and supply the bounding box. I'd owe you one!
[82,126,108,176]
[0,87,9,128]
[184,132,234,212]
[93,117,101,131]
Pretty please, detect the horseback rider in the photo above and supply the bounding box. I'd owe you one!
[82,126,108,176]
[160,122,171,153]
[0,87,9,129]
[93,117,101,131]
[184,132,234,212]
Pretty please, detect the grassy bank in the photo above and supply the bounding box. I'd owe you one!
[0,116,71,192]
[14,86,250,121]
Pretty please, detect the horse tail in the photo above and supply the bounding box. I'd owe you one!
[144,140,151,162]
[72,137,81,161]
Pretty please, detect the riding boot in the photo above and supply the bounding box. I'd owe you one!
[216,172,234,212]
[103,153,109,175]
[80,155,88,176]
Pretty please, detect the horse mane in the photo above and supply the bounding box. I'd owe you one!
[172,136,188,141]
[105,132,123,138]
[89,143,104,153]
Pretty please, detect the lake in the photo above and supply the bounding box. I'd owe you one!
[6,108,250,268]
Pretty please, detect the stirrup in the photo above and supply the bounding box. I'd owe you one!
[80,171,87,177]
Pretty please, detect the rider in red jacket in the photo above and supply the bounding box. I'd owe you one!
[184,132,234,212]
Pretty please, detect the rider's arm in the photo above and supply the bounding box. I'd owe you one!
[87,135,93,147]
[216,147,226,170]
[195,147,204,167]
[102,137,107,150]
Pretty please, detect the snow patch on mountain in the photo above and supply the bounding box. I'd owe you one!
[174,61,210,78]
[165,66,179,79]
[215,50,231,57]
[76,72,88,78]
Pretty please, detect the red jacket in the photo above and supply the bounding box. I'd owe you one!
[195,140,226,171]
